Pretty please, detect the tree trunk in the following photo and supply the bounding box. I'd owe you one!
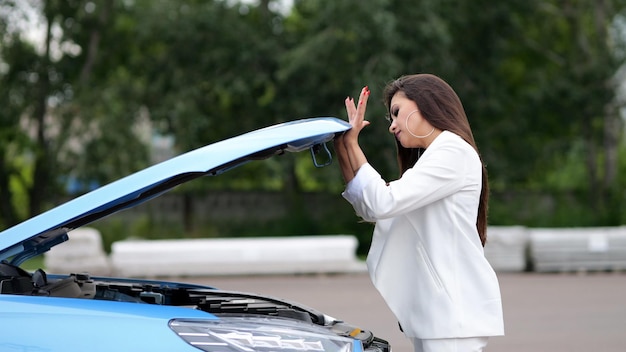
[0,158,18,227]
[80,0,112,84]
[28,11,53,217]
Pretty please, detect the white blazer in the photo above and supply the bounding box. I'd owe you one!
[342,131,504,339]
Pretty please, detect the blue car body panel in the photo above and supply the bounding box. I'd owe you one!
[0,295,212,351]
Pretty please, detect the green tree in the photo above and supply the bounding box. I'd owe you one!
[2,0,625,233]
[0,0,150,228]
[467,1,626,224]
[280,0,402,181]
[0,32,37,226]
[0,0,63,226]
[385,0,626,225]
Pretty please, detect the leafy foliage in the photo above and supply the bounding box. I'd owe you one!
[1,0,625,234]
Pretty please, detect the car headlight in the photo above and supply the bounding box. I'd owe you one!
[169,316,361,352]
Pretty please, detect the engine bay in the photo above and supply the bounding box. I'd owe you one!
[0,261,390,352]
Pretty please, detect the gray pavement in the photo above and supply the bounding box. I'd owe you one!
[187,272,626,352]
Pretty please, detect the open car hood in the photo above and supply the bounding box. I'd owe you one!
[0,117,350,265]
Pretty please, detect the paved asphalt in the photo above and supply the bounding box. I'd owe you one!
[187,272,626,352]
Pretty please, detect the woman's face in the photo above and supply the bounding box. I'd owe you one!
[387,91,434,149]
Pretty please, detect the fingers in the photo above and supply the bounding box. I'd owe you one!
[345,86,370,125]
[345,97,356,119]
[356,86,370,113]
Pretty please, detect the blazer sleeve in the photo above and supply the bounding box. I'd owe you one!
[342,137,480,221]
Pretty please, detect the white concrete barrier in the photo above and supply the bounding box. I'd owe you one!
[43,226,626,277]
[484,226,529,272]
[110,235,366,277]
[44,227,111,275]
[529,226,626,273]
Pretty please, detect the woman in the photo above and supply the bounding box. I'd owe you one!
[334,74,504,352]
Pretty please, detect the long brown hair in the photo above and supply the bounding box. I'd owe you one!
[383,74,489,246]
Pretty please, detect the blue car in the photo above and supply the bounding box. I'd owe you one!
[0,118,391,352]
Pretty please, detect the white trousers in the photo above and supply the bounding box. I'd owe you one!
[411,337,489,352]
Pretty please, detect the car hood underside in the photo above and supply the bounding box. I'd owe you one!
[0,117,350,265]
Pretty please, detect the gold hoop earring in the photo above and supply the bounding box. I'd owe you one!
[405,110,435,139]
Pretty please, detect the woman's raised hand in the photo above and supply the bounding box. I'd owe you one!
[335,86,371,181]
[344,86,371,143]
